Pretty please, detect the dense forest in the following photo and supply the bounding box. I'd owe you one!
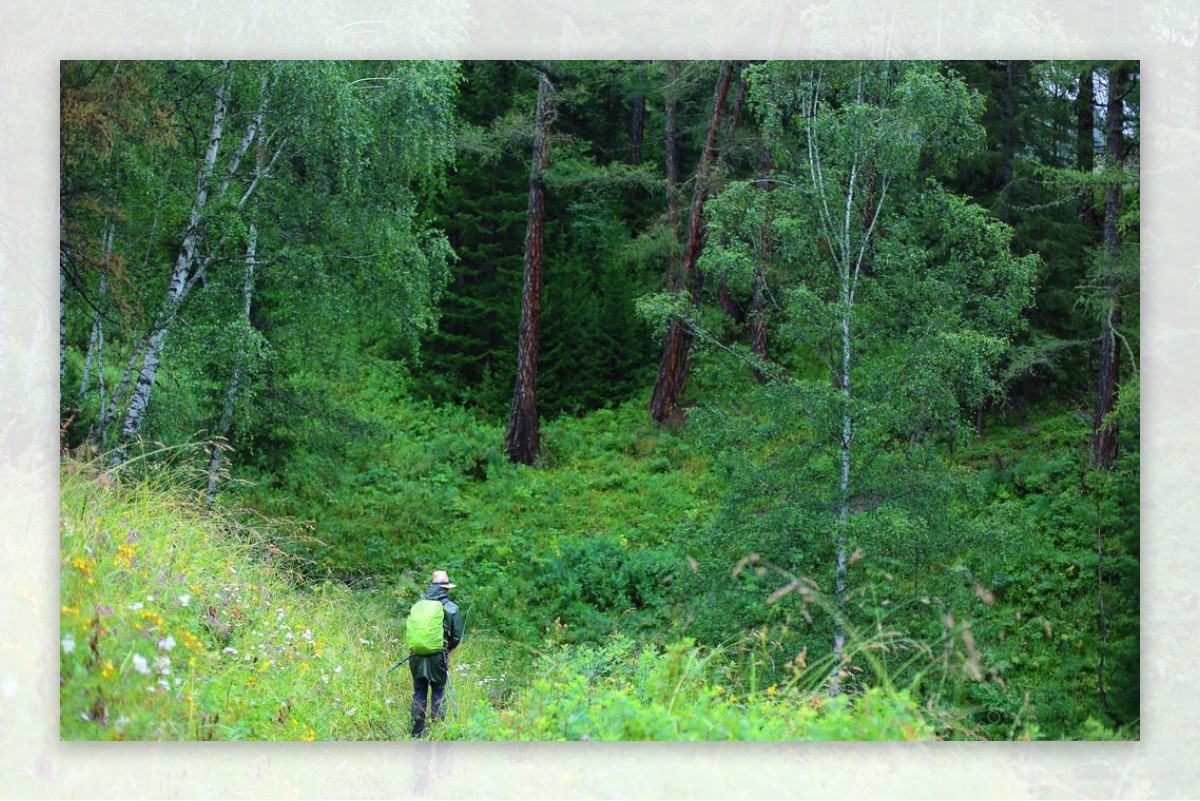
[59,59,1139,741]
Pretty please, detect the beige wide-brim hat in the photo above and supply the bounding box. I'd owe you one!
[431,570,457,589]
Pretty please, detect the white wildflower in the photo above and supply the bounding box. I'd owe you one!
[321,673,330,684]
[157,635,176,652]
[154,656,171,675]
[222,646,238,655]
[334,665,342,673]
[129,602,143,612]
[346,707,357,716]
[61,634,76,655]
[178,594,191,607]
[132,654,151,675]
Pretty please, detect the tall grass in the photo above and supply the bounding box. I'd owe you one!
[61,455,417,740]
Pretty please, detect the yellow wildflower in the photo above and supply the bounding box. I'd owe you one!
[114,545,136,568]
[101,660,116,680]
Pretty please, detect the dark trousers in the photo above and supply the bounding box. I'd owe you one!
[411,676,446,737]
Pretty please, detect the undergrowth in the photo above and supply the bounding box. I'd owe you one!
[60,456,950,741]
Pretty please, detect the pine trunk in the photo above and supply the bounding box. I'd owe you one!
[505,63,554,465]
[650,61,734,424]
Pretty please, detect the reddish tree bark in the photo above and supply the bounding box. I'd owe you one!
[505,63,555,465]
[650,61,734,424]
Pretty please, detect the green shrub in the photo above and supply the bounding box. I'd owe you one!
[457,635,936,741]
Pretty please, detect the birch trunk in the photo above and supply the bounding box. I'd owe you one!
[110,65,230,466]
[833,272,852,674]
[79,220,113,402]
[505,62,554,465]
[90,335,146,448]
[650,61,733,424]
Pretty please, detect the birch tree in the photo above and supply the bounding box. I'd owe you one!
[701,61,1037,682]
[108,62,244,465]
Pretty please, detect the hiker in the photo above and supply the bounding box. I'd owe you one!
[407,569,464,737]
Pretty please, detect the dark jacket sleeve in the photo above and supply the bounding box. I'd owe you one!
[443,600,465,652]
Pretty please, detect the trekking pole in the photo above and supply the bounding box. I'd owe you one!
[446,671,458,718]
[385,654,413,676]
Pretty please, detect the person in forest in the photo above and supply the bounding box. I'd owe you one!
[407,569,464,737]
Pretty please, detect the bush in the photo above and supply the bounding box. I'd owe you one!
[458,635,936,741]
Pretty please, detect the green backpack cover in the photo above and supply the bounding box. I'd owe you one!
[406,599,445,655]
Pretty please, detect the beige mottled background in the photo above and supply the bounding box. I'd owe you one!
[2,0,1194,797]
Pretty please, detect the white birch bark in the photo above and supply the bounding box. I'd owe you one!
[110,65,230,466]
[79,220,113,402]
[803,84,893,689]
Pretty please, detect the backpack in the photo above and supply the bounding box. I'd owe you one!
[405,599,445,655]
